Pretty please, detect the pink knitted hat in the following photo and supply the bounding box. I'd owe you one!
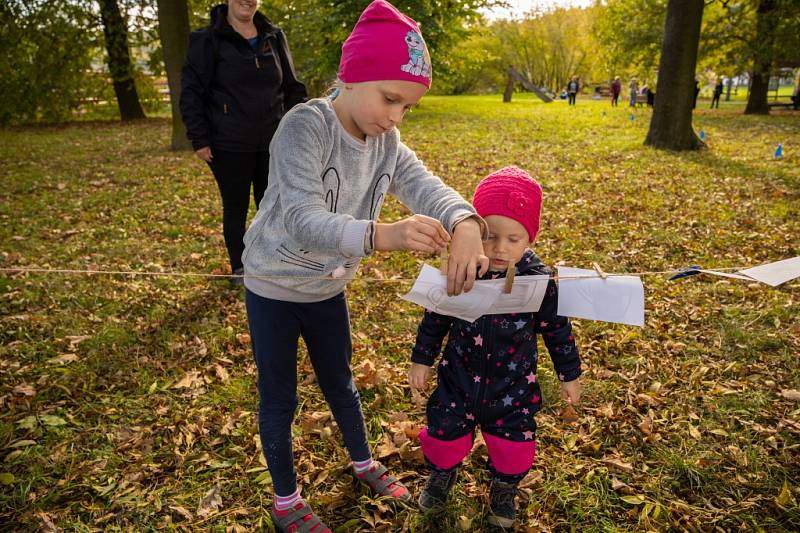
[338,0,432,88]
[473,166,543,242]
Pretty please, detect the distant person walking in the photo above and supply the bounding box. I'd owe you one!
[693,79,700,109]
[711,79,723,108]
[629,77,638,107]
[566,76,579,106]
[611,76,621,107]
[646,85,655,108]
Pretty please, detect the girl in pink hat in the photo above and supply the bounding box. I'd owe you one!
[241,1,489,530]
[409,166,582,529]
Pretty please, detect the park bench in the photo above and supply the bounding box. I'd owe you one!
[634,94,648,106]
[767,96,797,110]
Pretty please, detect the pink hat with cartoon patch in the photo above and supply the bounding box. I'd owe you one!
[473,166,543,243]
[338,0,432,88]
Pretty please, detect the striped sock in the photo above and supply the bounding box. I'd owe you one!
[273,489,301,511]
[352,458,374,473]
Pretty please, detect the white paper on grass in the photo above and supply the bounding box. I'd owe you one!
[738,256,800,287]
[556,267,645,327]
[402,264,549,322]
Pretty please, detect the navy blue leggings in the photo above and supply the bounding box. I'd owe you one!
[245,289,371,495]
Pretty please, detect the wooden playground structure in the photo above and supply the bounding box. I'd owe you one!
[503,67,553,103]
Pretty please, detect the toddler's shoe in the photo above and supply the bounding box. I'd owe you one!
[418,467,458,511]
[487,479,518,529]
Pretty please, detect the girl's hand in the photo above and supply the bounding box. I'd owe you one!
[408,362,432,390]
[560,379,582,405]
[195,146,213,162]
[375,214,450,254]
[447,218,489,296]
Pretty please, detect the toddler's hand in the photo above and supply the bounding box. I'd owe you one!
[408,362,432,390]
[375,214,450,254]
[560,379,581,406]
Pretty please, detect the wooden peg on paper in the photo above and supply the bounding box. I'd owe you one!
[504,262,516,293]
[440,246,449,275]
[592,262,608,280]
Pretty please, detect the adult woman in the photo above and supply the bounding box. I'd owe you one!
[180,0,307,282]
[610,76,621,107]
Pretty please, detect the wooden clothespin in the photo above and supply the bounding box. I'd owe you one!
[504,262,515,293]
[440,246,449,276]
[592,262,608,280]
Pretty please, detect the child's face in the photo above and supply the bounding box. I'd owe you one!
[337,80,427,140]
[484,215,531,272]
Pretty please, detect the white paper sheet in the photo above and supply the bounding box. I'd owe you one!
[738,256,800,287]
[482,275,550,314]
[402,264,499,322]
[697,269,754,281]
[557,267,645,327]
[401,264,550,322]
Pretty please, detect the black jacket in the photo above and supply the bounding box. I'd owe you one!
[411,250,581,438]
[179,4,307,152]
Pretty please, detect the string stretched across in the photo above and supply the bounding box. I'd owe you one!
[0,265,750,282]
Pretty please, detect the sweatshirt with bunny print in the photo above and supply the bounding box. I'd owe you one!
[242,97,480,302]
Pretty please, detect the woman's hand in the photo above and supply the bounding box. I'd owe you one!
[408,362,432,390]
[195,146,213,163]
[374,214,450,254]
[447,217,489,296]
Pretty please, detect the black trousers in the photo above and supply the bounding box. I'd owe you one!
[208,149,269,272]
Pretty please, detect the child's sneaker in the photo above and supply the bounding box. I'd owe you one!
[487,479,518,529]
[418,467,458,511]
[355,460,411,502]
[270,499,331,533]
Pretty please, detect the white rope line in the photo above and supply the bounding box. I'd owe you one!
[0,265,750,282]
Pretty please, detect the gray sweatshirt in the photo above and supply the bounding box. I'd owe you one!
[242,97,480,302]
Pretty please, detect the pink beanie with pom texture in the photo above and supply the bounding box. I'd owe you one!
[338,0,432,88]
[472,166,543,243]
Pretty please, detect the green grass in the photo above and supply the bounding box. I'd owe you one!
[1,94,799,531]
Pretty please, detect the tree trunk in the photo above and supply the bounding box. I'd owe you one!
[644,0,704,151]
[744,0,777,115]
[99,0,146,121]
[156,0,192,150]
[746,71,771,114]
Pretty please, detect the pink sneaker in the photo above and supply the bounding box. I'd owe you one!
[355,461,411,501]
[270,500,331,533]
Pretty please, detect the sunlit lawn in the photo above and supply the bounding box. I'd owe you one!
[1,94,798,531]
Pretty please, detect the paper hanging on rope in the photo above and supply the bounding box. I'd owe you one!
[738,256,800,287]
[402,264,549,322]
[684,257,800,286]
[556,267,645,327]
